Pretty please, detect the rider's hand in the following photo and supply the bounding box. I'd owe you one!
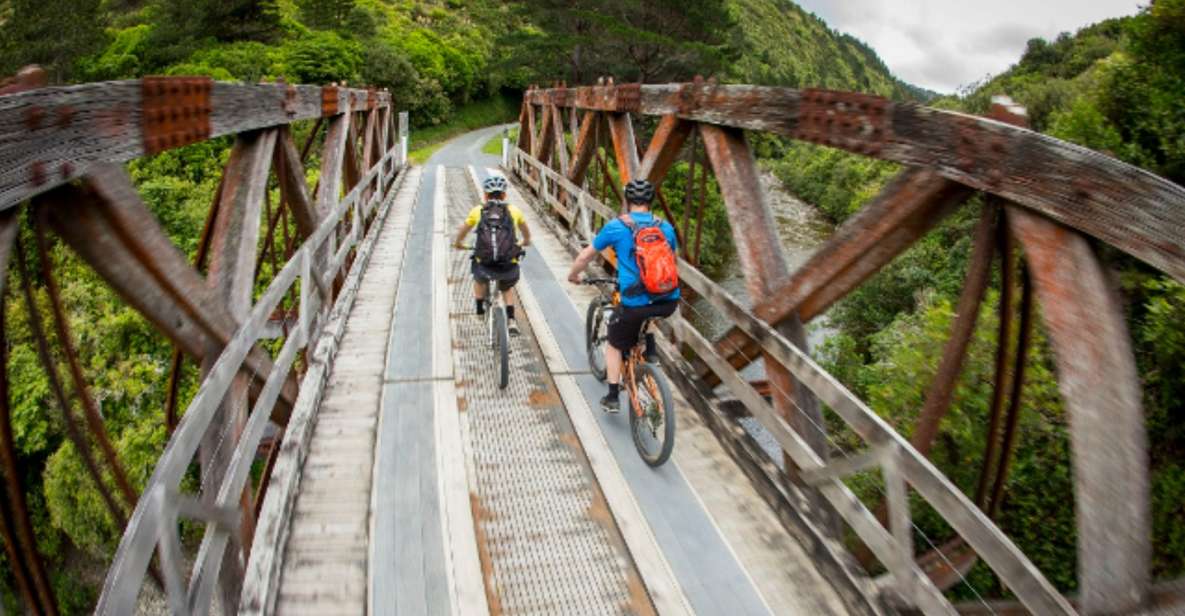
[567,271,582,284]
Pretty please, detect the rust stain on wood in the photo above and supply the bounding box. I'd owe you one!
[469,492,503,616]
[527,388,560,407]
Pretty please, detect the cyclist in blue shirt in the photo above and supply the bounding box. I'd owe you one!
[568,179,680,412]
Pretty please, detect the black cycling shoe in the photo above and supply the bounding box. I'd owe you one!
[599,393,621,414]
[508,320,521,336]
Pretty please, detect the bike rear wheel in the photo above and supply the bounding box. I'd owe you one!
[494,306,509,389]
[585,299,610,382]
[629,362,675,466]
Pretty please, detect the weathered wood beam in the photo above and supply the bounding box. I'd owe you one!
[567,112,600,187]
[699,123,828,470]
[525,83,1185,283]
[516,99,533,153]
[674,259,1075,615]
[606,113,640,183]
[315,108,351,219]
[201,128,277,612]
[550,104,570,176]
[0,80,390,211]
[532,102,556,167]
[1009,208,1149,614]
[640,115,693,184]
[706,168,971,382]
[273,127,319,239]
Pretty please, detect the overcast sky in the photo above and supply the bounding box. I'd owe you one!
[793,0,1146,93]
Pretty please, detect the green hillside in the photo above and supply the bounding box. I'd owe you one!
[725,0,927,99]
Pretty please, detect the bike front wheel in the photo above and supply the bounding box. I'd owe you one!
[585,299,610,382]
[494,307,509,389]
[629,362,675,467]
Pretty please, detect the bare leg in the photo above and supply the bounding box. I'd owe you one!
[474,280,489,300]
[502,286,517,308]
[606,345,624,385]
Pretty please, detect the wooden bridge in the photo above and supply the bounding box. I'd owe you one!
[1,67,1184,615]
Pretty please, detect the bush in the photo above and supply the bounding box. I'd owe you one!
[276,30,362,85]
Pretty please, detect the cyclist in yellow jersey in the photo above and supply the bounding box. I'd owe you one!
[453,175,531,335]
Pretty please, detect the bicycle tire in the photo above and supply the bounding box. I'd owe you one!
[630,362,675,467]
[494,307,510,389]
[585,299,610,382]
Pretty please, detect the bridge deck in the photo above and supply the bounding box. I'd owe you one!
[272,131,848,614]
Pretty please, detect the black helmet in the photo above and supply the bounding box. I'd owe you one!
[623,178,655,204]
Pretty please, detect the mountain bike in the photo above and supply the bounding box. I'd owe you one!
[583,278,675,467]
[456,245,519,389]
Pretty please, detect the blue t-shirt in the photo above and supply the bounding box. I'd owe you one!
[593,212,681,307]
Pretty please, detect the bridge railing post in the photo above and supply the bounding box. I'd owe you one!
[399,111,409,168]
[502,129,510,169]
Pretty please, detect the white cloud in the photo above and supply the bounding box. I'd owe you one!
[794,0,1145,93]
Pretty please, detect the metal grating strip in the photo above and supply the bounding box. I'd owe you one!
[444,168,652,615]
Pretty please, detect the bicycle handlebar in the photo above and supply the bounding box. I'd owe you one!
[580,277,616,286]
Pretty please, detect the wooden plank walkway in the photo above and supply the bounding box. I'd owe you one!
[274,168,422,614]
[264,154,850,616]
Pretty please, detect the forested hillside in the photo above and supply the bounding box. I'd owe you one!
[1,0,1180,610]
[0,0,930,610]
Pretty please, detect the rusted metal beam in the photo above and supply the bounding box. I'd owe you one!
[698,123,829,472]
[640,115,693,184]
[976,208,1017,508]
[706,168,971,382]
[910,203,997,456]
[43,166,298,421]
[0,208,58,616]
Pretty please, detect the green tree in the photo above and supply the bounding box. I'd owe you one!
[0,0,104,81]
[297,0,355,31]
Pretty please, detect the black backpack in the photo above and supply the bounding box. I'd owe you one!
[473,201,520,266]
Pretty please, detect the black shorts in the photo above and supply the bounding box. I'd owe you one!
[472,261,520,292]
[607,300,678,351]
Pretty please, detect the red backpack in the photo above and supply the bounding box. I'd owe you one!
[621,215,679,296]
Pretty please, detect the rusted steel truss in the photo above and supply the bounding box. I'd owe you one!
[512,80,1183,615]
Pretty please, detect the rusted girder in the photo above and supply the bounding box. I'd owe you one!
[640,115,694,184]
[705,168,972,382]
[698,123,829,472]
[909,203,998,456]
[43,165,298,422]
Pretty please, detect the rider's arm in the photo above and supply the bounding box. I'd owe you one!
[517,219,532,247]
[568,219,619,282]
[567,245,599,283]
[452,221,472,248]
